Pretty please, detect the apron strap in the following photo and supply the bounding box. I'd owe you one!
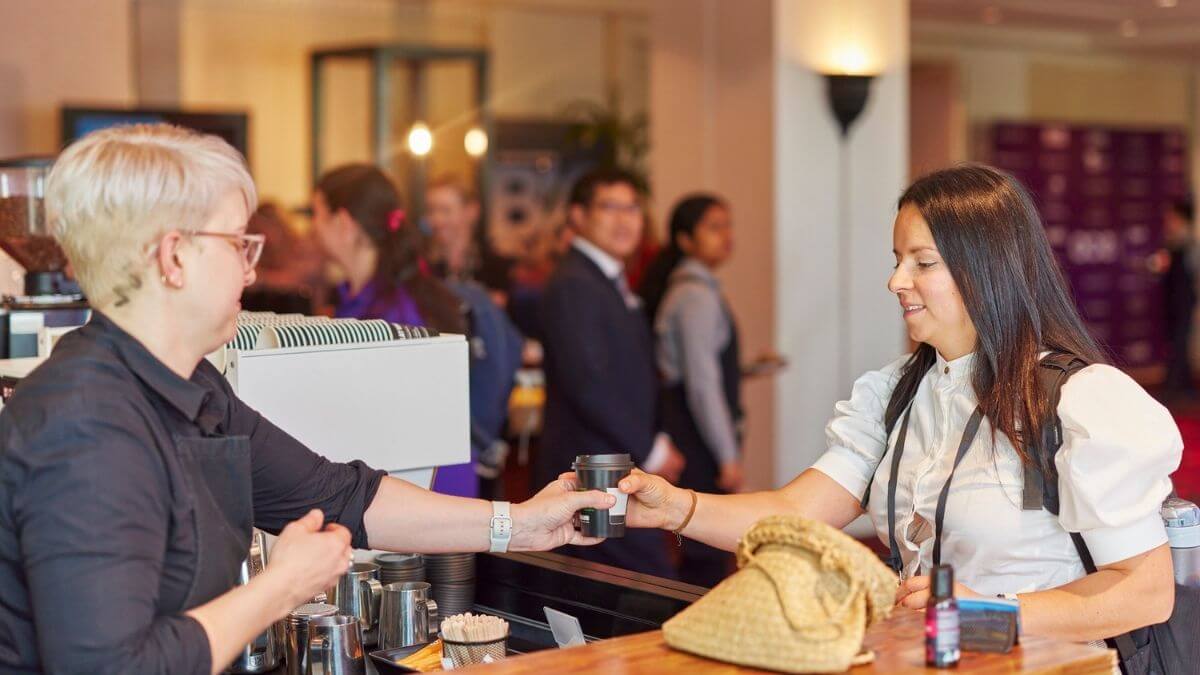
[884,406,913,574]
[932,407,985,567]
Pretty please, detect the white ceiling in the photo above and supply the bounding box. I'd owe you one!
[912,0,1200,58]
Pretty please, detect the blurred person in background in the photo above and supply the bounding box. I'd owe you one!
[311,164,477,497]
[425,175,525,496]
[638,193,742,586]
[426,174,481,282]
[1159,199,1197,396]
[536,167,685,578]
[241,202,326,315]
[624,206,661,292]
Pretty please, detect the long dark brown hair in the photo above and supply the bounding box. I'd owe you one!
[637,193,726,322]
[317,164,465,334]
[886,164,1106,466]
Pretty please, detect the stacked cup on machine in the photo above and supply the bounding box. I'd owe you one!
[375,553,426,585]
[425,553,476,617]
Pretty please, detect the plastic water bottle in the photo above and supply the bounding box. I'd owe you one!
[1162,496,1200,587]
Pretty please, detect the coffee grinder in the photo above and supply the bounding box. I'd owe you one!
[0,156,89,358]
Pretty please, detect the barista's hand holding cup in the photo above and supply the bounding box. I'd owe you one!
[559,468,692,532]
[572,454,638,538]
[265,509,353,609]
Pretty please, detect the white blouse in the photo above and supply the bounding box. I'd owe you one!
[812,351,1183,596]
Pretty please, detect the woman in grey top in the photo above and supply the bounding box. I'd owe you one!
[639,194,741,586]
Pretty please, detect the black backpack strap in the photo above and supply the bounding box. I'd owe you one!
[1024,353,1089,511]
[1065,533,1144,669]
[1031,354,1143,670]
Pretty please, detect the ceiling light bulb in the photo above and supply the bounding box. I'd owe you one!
[407,122,433,157]
[464,127,488,158]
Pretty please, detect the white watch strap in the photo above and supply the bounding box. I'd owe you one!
[489,501,512,553]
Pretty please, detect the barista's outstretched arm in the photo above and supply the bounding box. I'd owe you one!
[561,468,862,553]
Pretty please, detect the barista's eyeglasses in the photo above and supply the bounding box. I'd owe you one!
[186,231,266,271]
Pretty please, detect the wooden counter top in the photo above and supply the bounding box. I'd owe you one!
[458,608,1116,674]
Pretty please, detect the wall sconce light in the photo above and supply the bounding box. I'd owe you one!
[820,48,878,386]
[407,122,434,157]
[825,74,875,137]
[821,43,877,137]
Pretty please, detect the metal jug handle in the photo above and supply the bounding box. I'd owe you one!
[425,599,440,639]
[359,577,383,627]
[307,635,331,675]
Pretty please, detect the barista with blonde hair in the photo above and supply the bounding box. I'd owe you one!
[0,124,614,674]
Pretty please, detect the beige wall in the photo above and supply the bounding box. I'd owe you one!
[651,0,909,490]
[774,0,909,486]
[0,0,135,158]
[911,43,1193,169]
[650,0,777,491]
[910,62,963,179]
[1027,60,1190,127]
[178,0,433,207]
[176,0,649,207]
[0,0,136,292]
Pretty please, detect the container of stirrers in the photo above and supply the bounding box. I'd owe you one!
[439,612,508,667]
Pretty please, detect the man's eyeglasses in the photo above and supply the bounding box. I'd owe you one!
[593,200,641,216]
[187,231,266,271]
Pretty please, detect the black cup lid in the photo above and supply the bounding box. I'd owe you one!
[572,453,633,469]
[931,564,955,600]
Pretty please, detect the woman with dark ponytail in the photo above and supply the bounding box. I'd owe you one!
[313,164,466,334]
[312,164,475,496]
[643,193,743,587]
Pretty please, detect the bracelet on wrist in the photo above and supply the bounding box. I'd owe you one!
[672,489,699,546]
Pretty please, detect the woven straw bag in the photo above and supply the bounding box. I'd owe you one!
[662,516,898,673]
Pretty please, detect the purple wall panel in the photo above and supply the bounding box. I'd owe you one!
[989,122,1188,367]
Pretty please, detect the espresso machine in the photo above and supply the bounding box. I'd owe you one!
[0,156,89,359]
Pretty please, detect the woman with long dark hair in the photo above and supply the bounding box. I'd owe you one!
[312,164,475,496]
[594,165,1182,648]
[313,164,466,333]
[641,194,741,586]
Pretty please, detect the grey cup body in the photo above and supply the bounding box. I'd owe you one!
[573,454,634,538]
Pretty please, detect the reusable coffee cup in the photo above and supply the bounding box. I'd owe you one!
[572,453,634,538]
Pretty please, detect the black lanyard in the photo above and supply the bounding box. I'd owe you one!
[884,405,985,574]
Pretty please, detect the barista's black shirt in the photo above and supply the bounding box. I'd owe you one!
[0,312,387,674]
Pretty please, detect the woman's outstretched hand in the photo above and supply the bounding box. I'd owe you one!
[558,468,694,531]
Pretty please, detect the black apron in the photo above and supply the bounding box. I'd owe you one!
[659,278,743,587]
[173,434,254,610]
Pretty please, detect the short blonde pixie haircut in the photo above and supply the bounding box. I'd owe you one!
[47,123,257,308]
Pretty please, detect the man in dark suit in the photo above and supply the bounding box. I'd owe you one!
[537,168,685,578]
[1162,199,1198,396]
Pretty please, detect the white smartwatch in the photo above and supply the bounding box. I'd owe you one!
[489,501,513,553]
